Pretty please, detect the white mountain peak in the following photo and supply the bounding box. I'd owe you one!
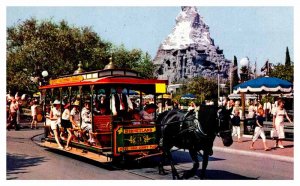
[161,6,212,50]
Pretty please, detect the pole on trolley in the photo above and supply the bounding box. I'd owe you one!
[90,85,94,132]
[79,86,83,129]
[59,87,63,123]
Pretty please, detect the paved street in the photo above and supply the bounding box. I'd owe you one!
[6,123,293,180]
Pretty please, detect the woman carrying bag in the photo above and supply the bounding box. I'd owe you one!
[272,99,293,149]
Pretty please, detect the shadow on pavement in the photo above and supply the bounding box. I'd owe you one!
[6,153,47,180]
[204,169,258,180]
[116,150,225,170]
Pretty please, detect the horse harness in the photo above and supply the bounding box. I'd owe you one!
[158,110,209,140]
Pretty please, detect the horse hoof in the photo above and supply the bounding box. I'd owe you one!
[199,175,205,180]
[158,168,165,175]
[159,171,168,175]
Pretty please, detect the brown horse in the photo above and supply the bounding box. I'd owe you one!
[156,105,233,179]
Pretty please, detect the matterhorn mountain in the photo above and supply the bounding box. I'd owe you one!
[153,6,231,83]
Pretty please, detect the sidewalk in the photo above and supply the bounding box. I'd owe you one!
[213,135,294,162]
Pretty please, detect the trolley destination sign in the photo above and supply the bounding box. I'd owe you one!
[114,125,157,155]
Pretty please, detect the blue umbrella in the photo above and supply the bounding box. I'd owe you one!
[233,77,293,94]
[181,93,196,100]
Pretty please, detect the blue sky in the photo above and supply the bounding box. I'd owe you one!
[6,6,294,71]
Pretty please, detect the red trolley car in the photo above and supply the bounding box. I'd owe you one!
[38,59,168,163]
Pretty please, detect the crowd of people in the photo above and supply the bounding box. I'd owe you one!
[41,87,160,150]
[221,97,293,150]
[7,89,293,152]
[6,92,39,131]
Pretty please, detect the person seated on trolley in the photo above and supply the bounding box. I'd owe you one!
[81,100,96,145]
[98,105,107,115]
[140,103,157,123]
[111,87,133,120]
[70,100,80,129]
[132,109,142,125]
[93,96,107,115]
[64,100,80,150]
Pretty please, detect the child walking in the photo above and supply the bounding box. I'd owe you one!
[250,108,270,151]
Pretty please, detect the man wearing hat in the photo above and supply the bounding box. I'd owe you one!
[140,103,158,121]
[50,100,64,149]
[70,100,80,128]
[111,87,133,120]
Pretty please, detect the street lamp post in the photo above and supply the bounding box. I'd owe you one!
[239,57,250,120]
[41,70,49,86]
[218,70,220,100]
[30,69,48,103]
[217,61,221,101]
[239,57,250,137]
[220,83,226,97]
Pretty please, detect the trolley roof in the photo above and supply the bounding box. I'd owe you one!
[39,68,168,94]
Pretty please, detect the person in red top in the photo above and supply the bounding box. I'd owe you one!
[250,108,270,151]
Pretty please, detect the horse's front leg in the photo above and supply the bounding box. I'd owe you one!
[200,151,209,179]
[165,150,180,180]
[182,148,199,179]
[158,151,167,175]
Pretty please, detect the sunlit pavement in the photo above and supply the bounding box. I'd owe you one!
[213,135,293,162]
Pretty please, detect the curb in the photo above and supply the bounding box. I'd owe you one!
[213,146,294,163]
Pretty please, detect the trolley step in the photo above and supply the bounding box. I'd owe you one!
[37,140,112,163]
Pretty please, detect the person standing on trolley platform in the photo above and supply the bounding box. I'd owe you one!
[111,87,133,120]
[50,100,64,150]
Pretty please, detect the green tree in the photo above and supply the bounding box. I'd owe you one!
[186,77,218,103]
[269,47,293,83]
[133,52,156,78]
[269,63,294,83]
[7,18,111,94]
[285,46,291,66]
[7,18,155,94]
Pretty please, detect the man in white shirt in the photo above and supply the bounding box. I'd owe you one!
[111,87,133,120]
[263,99,272,121]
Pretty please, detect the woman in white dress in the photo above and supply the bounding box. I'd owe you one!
[272,99,293,149]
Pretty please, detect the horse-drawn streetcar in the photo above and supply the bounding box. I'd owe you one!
[39,59,168,162]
